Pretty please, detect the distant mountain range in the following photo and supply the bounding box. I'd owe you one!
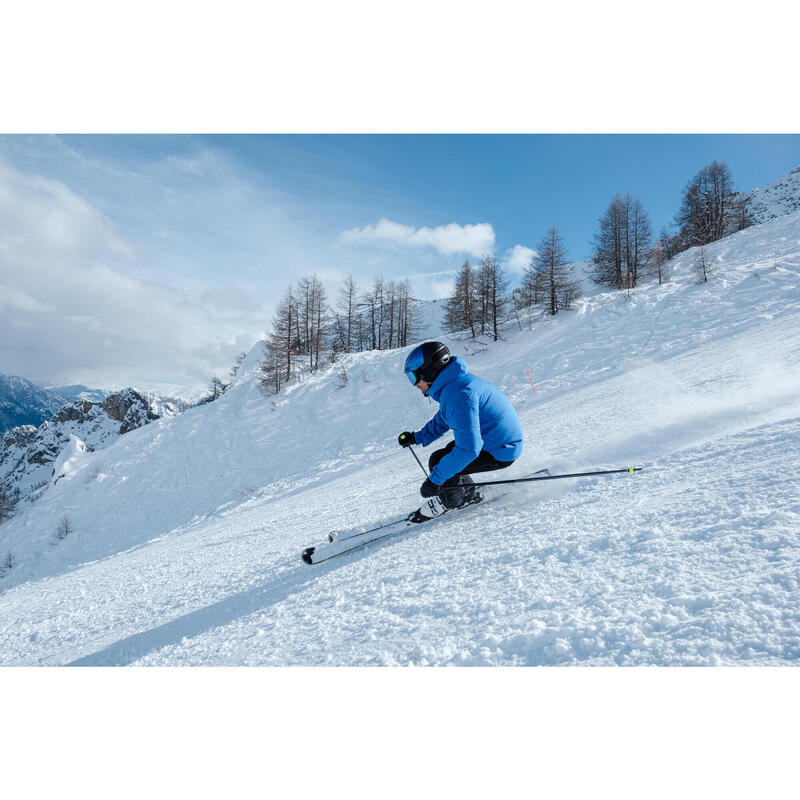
[45,384,110,404]
[0,376,69,433]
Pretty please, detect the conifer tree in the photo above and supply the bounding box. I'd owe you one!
[675,160,750,250]
[478,255,509,341]
[335,274,359,353]
[534,225,580,315]
[592,194,653,289]
[444,260,477,337]
[260,285,298,393]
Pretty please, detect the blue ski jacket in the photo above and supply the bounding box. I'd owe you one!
[413,356,523,485]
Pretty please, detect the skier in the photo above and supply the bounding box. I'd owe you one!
[398,341,524,521]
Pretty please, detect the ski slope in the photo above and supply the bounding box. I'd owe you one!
[1,212,799,665]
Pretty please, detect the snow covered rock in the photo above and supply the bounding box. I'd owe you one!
[0,388,159,499]
[51,435,88,485]
[744,165,800,224]
[102,388,159,433]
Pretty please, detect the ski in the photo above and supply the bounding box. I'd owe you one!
[327,514,411,544]
[326,467,551,544]
[301,468,551,565]
[302,494,491,565]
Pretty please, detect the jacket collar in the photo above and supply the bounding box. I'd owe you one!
[426,356,467,401]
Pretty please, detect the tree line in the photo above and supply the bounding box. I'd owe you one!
[447,158,753,338]
[259,275,419,394]
[444,230,583,339]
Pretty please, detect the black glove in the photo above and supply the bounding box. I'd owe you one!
[420,477,440,498]
[398,431,415,448]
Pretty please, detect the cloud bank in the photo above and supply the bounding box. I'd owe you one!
[0,160,265,388]
[340,218,495,257]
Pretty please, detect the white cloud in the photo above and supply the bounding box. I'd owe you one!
[0,160,266,387]
[503,244,537,275]
[1,138,329,297]
[340,217,495,257]
[429,280,455,300]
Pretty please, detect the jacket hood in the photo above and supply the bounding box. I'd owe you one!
[426,356,467,401]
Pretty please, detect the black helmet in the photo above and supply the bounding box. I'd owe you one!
[404,341,452,385]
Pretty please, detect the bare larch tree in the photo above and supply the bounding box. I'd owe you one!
[444,260,477,337]
[675,160,751,251]
[534,225,580,315]
[592,193,653,289]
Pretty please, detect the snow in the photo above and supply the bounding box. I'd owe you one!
[413,298,446,341]
[50,435,88,485]
[1,211,799,665]
[745,164,800,223]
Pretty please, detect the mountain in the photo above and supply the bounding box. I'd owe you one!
[1,207,799,666]
[744,164,800,224]
[132,389,194,418]
[0,388,159,500]
[0,375,69,433]
[46,384,110,404]
[131,382,210,407]
[50,382,202,411]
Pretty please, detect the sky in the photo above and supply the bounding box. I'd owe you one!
[1,133,799,389]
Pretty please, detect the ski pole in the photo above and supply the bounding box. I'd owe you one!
[470,466,641,487]
[408,445,429,477]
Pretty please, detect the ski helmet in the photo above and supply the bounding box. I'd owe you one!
[404,341,451,385]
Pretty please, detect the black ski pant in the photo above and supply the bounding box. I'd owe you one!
[428,440,515,508]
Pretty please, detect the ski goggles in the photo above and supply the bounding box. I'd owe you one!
[405,367,420,385]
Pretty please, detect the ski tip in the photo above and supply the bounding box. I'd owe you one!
[301,547,315,565]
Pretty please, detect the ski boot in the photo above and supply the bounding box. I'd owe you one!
[442,474,483,510]
[408,496,448,524]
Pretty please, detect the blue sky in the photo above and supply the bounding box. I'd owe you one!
[201,133,800,258]
[1,134,799,387]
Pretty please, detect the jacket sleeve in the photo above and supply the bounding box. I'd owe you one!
[428,389,483,485]
[414,410,450,447]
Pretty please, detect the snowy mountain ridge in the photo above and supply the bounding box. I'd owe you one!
[1,208,799,665]
[744,164,800,223]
